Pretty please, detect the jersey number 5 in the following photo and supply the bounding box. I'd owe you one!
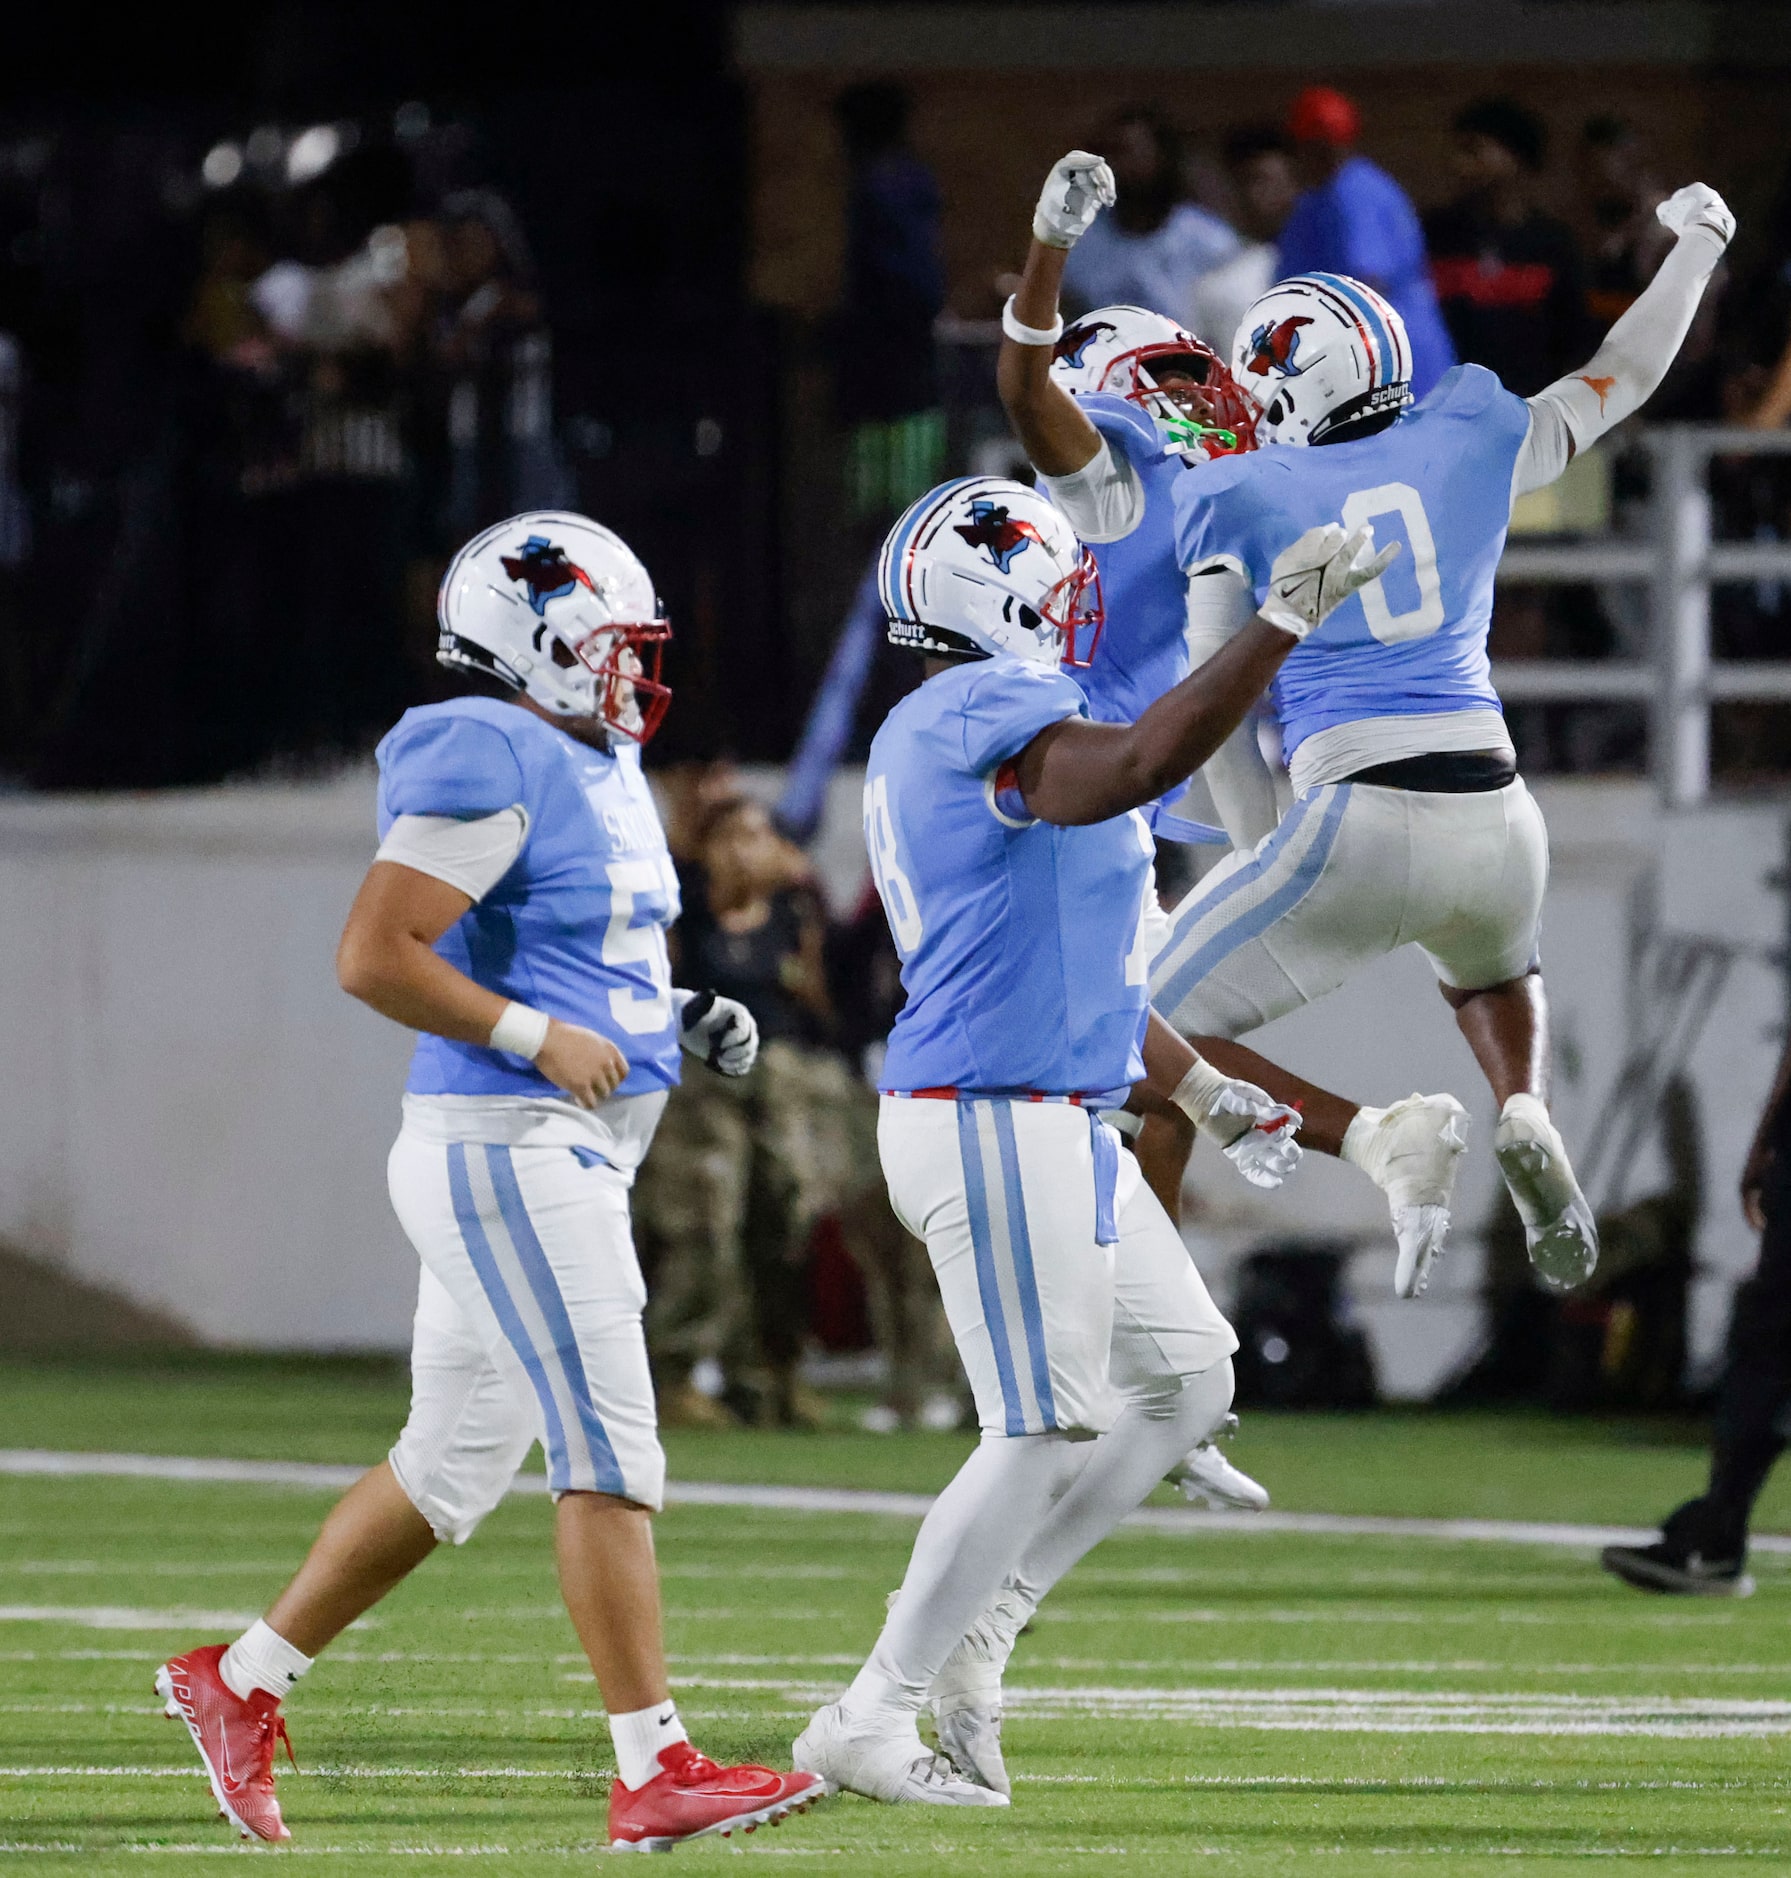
[864,773,923,955]
[603,856,676,1034]
[1340,482,1445,645]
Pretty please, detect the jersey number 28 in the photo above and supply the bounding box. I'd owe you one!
[1340,481,1445,645]
[864,773,923,955]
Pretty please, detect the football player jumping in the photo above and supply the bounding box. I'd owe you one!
[792,476,1392,1805]
[1000,153,1475,1300]
[1006,152,1734,1302]
[155,514,826,1853]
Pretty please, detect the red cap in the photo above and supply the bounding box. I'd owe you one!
[1287,86,1360,146]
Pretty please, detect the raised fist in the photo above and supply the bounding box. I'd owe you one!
[1033,150,1116,250]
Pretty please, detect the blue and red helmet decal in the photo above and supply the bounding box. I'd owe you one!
[501,536,596,617]
[954,498,1045,574]
[1245,314,1315,379]
[1053,318,1117,372]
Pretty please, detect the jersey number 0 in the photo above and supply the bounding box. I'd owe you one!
[1340,482,1445,645]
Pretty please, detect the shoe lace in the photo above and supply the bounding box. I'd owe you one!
[248,1704,297,1784]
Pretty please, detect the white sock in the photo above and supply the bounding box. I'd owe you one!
[1003,1360,1236,1616]
[220,1619,312,1704]
[1340,1105,1386,1170]
[844,1431,1075,1721]
[610,1700,689,1791]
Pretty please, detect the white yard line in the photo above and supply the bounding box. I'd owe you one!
[5,1448,1784,1554]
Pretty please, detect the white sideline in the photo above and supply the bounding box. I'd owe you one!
[3,1448,1787,1555]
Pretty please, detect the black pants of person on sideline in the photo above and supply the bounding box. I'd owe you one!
[1695,1161,1791,1552]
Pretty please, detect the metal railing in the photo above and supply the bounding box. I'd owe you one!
[1494,427,1791,806]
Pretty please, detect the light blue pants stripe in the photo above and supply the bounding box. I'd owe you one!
[1152,785,1352,1020]
[445,1141,575,1494]
[990,1102,1058,1430]
[957,1101,1027,1436]
[485,1144,627,1499]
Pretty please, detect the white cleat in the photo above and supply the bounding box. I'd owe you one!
[1169,1413,1270,1511]
[792,1701,1008,1807]
[1495,1093,1598,1292]
[1352,1093,1470,1298]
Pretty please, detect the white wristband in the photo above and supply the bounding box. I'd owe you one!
[1002,295,1064,348]
[490,1001,551,1061]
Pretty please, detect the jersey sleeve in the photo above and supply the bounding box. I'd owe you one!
[1172,463,1264,592]
[377,712,529,819]
[957,663,1088,775]
[1078,392,1167,473]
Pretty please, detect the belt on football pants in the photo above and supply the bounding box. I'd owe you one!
[1340,749,1518,792]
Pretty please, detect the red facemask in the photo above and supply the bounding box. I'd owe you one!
[573,619,673,744]
[1045,548,1105,669]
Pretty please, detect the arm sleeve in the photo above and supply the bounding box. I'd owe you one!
[1185,567,1280,847]
[1513,225,1726,497]
[1037,438,1146,544]
[959,663,1088,774]
[379,714,528,818]
[376,808,529,900]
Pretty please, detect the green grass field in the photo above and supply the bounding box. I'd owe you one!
[3,1357,1789,1874]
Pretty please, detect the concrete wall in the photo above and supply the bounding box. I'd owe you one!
[0,769,1785,1376]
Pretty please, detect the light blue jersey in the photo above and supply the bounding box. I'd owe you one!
[866,657,1154,1098]
[376,697,682,1101]
[1172,364,1531,766]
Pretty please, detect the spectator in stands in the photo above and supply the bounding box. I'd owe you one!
[1426,98,1589,396]
[636,795,853,1429]
[1062,105,1239,321]
[1191,126,1298,354]
[833,81,947,515]
[1277,85,1456,397]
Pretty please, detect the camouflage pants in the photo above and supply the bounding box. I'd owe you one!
[634,1041,959,1413]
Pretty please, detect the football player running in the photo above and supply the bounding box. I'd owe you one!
[154,514,825,1853]
[1001,151,1474,1300]
[791,476,1393,1805]
[1149,181,1735,1298]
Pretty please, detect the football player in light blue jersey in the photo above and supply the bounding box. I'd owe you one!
[155,513,826,1855]
[999,151,1472,1298]
[1147,183,1737,1299]
[794,476,1393,1806]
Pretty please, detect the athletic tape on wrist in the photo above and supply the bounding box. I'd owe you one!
[490,1001,551,1060]
[1170,1058,1233,1133]
[1002,295,1064,348]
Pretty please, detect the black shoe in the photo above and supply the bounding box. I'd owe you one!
[1601,1497,1754,1598]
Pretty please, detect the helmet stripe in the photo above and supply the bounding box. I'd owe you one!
[1318,273,1402,387]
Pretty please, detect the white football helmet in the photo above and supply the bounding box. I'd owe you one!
[437,511,672,743]
[1050,304,1256,458]
[1232,273,1412,447]
[879,476,1102,666]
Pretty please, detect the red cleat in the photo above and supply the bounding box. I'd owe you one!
[607,1740,829,1852]
[155,1644,296,1842]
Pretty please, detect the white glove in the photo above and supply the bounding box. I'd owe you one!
[1260,521,1401,641]
[1170,1060,1304,1192]
[1033,150,1116,250]
[677,990,759,1077]
[1656,182,1734,252]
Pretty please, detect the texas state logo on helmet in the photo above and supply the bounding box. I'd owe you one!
[1233,274,1413,448]
[437,511,673,743]
[878,476,1103,667]
[1049,303,1256,458]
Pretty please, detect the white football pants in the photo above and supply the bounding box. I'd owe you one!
[384,1128,663,1544]
[1150,777,1549,1039]
[877,1096,1236,1435]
